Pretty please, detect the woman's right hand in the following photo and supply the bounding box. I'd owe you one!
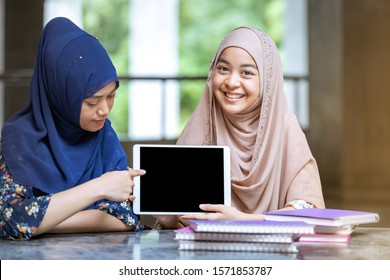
[98,168,145,202]
[180,204,265,221]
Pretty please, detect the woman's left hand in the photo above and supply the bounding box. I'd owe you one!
[180,204,264,221]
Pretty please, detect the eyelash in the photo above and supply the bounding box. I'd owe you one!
[243,70,254,76]
[85,95,116,107]
[217,66,228,72]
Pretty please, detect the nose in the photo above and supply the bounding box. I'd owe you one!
[225,72,240,89]
[97,100,110,117]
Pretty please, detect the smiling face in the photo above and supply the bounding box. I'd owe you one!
[79,81,117,132]
[212,47,260,115]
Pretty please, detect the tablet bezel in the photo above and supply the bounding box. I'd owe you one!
[132,144,231,215]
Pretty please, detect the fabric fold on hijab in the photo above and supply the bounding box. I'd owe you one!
[177,27,324,213]
[1,17,127,194]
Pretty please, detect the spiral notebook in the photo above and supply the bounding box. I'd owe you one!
[264,208,380,227]
[178,240,299,253]
[188,220,315,234]
[175,226,300,243]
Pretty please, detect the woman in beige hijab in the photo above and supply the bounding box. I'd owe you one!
[156,26,324,228]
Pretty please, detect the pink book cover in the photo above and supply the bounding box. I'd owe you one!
[264,208,380,226]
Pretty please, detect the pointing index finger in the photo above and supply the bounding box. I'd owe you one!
[128,168,146,177]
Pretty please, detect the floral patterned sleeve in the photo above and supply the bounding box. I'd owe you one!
[0,153,52,240]
[95,200,149,231]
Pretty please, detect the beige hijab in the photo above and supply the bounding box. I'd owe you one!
[177,27,324,213]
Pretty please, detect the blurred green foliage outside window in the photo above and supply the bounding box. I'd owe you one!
[82,0,285,139]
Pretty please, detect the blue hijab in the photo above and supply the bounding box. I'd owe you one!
[1,17,127,194]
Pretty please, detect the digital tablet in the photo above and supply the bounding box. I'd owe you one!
[132,144,231,215]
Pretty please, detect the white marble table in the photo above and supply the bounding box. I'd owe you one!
[0,227,389,260]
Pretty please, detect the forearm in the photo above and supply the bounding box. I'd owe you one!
[48,209,132,234]
[34,177,105,235]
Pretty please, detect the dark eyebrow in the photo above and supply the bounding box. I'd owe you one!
[217,58,258,70]
[217,57,230,65]
[241,63,258,70]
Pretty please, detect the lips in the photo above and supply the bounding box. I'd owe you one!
[95,119,106,125]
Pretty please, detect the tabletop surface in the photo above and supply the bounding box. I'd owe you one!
[1,227,389,260]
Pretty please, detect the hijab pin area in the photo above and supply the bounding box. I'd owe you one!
[72,56,83,63]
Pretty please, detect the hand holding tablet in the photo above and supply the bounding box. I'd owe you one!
[132,144,231,215]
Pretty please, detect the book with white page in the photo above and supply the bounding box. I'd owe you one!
[175,226,300,243]
[188,220,315,234]
[314,225,356,235]
[178,240,300,253]
[299,233,351,243]
[264,208,380,227]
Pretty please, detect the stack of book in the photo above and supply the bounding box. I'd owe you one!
[175,220,315,253]
[175,208,380,252]
[263,208,380,245]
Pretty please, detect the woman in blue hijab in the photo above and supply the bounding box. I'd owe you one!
[0,17,147,240]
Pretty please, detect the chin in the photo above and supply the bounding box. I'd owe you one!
[83,125,102,132]
[221,106,243,115]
